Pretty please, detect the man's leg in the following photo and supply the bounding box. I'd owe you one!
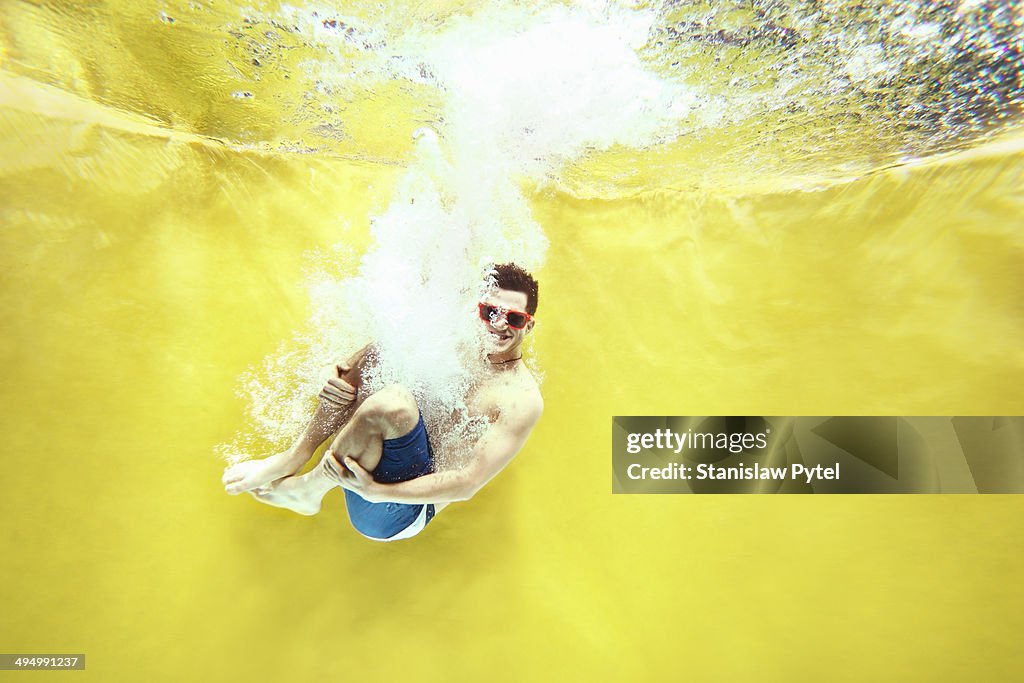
[249,384,420,516]
[222,400,354,495]
[326,383,420,473]
[223,346,371,494]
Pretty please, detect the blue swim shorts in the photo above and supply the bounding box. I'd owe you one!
[343,413,436,540]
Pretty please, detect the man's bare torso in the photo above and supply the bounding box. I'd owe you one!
[348,344,541,469]
[431,361,541,469]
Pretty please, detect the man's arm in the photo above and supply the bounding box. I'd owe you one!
[326,395,543,504]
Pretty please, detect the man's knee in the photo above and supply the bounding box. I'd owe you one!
[359,384,418,437]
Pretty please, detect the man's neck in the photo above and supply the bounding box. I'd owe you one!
[487,351,522,367]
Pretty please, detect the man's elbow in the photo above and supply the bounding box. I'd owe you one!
[456,472,488,502]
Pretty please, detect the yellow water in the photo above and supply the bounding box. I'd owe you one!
[2,2,1024,681]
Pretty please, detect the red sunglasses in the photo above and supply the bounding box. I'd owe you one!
[478,303,532,329]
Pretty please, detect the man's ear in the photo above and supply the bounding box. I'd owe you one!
[525,319,535,334]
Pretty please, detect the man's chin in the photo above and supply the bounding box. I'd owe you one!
[486,339,514,354]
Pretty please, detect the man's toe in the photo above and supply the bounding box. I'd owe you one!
[226,481,250,495]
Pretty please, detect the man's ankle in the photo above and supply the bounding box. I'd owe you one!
[279,446,312,471]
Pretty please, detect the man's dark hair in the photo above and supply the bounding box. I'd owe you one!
[492,263,539,315]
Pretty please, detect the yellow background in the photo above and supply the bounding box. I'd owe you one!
[2,1,1024,681]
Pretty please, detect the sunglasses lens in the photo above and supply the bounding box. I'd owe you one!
[479,303,529,329]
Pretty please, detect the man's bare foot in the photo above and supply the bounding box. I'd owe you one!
[222,451,301,495]
[247,471,331,516]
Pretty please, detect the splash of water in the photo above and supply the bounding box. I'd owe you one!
[218,3,695,463]
[207,0,1022,191]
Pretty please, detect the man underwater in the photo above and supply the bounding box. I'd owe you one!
[222,263,544,541]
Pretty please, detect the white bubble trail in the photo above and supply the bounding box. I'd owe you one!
[219,4,694,461]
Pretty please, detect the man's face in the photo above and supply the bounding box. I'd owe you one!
[479,287,534,355]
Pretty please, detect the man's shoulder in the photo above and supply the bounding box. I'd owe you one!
[503,372,543,424]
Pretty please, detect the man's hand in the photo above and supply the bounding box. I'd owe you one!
[321,450,382,502]
[318,362,357,408]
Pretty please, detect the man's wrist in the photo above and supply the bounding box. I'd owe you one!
[365,481,387,503]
